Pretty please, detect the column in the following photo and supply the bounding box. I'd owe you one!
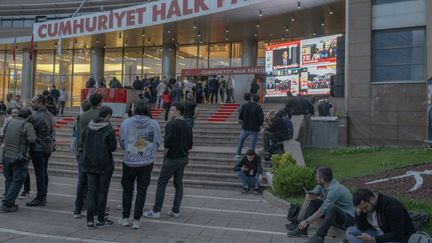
[242,38,257,67]
[162,44,176,80]
[90,47,104,82]
[21,49,34,101]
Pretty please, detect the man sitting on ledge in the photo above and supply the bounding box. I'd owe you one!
[346,188,415,243]
[287,167,355,243]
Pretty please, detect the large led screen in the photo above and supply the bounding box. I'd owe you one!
[265,34,342,97]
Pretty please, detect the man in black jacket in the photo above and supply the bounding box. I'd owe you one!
[235,94,264,160]
[263,110,293,155]
[26,95,55,207]
[346,188,415,243]
[209,76,219,104]
[82,106,117,228]
[143,103,193,219]
[233,150,266,195]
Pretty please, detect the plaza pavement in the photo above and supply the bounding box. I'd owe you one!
[0,175,334,243]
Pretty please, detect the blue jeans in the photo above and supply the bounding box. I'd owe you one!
[156,96,163,108]
[236,171,260,189]
[236,129,258,156]
[2,157,29,207]
[346,226,385,243]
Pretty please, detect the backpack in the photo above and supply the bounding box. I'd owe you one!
[408,232,432,243]
[409,211,429,231]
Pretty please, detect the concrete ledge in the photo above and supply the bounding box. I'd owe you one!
[284,140,306,167]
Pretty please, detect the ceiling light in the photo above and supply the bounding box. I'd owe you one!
[172,37,175,41]
[193,25,197,29]
[167,30,171,34]
[285,26,289,32]
[256,23,260,28]
[142,33,145,37]
[254,33,258,37]
[329,9,334,15]
[297,1,301,9]
[313,33,316,36]
[291,17,295,22]
[225,27,229,33]
[321,23,325,27]
[225,37,229,41]
[96,38,99,44]
[259,10,262,17]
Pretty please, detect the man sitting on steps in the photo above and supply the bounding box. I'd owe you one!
[287,167,355,243]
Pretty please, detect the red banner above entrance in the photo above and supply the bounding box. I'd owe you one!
[181,66,265,76]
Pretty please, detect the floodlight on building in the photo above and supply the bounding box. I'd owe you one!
[259,10,262,17]
[297,1,301,9]
[321,22,325,27]
[291,16,295,22]
[329,9,334,15]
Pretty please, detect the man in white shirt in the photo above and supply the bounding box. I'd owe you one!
[156,81,167,109]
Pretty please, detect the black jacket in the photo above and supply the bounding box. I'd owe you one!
[233,155,262,177]
[30,108,55,152]
[133,79,144,90]
[355,193,415,243]
[239,102,264,132]
[318,101,332,116]
[82,118,117,174]
[164,118,193,159]
[267,116,291,142]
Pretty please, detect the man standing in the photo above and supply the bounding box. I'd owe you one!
[171,84,183,104]
[226,76,235,103]
[208,76,219,104]
[156,81,167,109]
[250,79,260,95]
[73,93,102,218]
[287,167,355,243]
[235,94,264,160]
[26,95,55,207]
[219,76,226,104]
[346,189,415,243]
[119,101,161,229]
[183,93,200,128]
[58,88,68,116]
[143,103,193,219]
[133,76,144,90]
[1,109,36,212]
[82,106,117,228]
[50,85,60,106]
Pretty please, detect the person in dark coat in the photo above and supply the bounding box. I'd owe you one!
[82,106,117,228]
[318,99,333,116]
[346,189,415,243]
[262,110,293,155]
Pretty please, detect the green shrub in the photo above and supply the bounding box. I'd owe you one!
[271,152,296,169]
[273,165,315,198]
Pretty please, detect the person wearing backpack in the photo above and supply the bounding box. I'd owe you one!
[346,188,415,243]
[118,101,161,229]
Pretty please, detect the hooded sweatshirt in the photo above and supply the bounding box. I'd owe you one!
[120,115,161,167]
[82,117,117,174]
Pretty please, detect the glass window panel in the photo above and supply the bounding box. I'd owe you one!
[104,48,123,84]
[176,45,198,76]
[0,51,6,100]
[123,48,143,86]
[54,50,73,106]
[143,47,162,79]
[5,51,23,97]
[35,50,54,95]
[72,49,91,106]
[209,43,230,68]
[257,41,267,58]
[372,28,425,82]
[198,44,208,69]
[373,0,415,5]
[231,42,242,67]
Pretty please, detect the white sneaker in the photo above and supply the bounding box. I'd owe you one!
[118,218,130,227]
[132,219,140,229]
[166,211,180,218]
[142,210,160,219]
[116,204,122,211]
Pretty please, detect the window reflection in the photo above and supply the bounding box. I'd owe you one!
[209,43,230,68]
[143,47,162,78]
[176,45,198,76]
[198,44,208,69]
[231,42,242,67]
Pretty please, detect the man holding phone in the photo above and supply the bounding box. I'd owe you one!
[287,167,355,243]
[345,188,415,243]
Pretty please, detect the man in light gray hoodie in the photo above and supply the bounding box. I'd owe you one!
[118,100,161,229]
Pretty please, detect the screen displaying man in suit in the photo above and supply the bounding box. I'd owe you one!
[273,49,292,68]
